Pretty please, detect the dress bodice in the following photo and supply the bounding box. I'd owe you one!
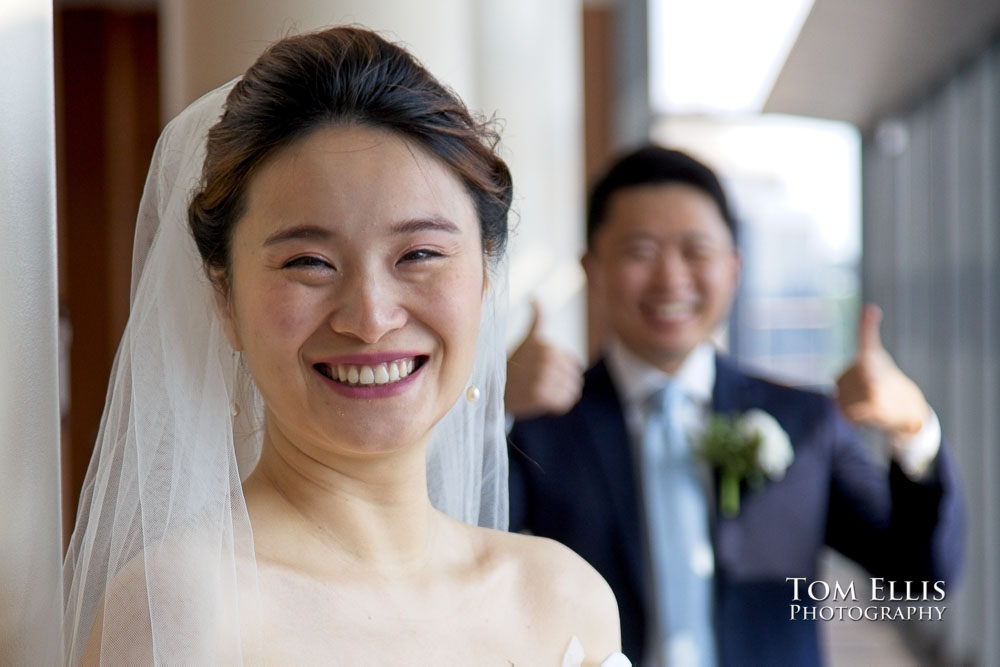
[563,636,631,666]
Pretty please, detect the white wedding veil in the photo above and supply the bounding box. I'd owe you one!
[63,42,510,663]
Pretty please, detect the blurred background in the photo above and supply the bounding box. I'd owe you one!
[2,0,998,663]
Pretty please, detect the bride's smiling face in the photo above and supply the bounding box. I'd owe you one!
[221,124,485,457]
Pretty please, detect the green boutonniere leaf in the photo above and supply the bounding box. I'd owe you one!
[697,409,793,518]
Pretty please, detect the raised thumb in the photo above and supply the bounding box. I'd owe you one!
[857,303,884,355]
[526,299,543,338]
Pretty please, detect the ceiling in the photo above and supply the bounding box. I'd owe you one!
[763,0,1000,132]
[57,0,1000,134]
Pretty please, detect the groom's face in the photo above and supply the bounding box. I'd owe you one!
[584,183,740,374]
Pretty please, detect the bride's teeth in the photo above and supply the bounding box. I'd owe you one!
[324,357,419,386]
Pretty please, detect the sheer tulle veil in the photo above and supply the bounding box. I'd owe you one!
[63,73,510,662]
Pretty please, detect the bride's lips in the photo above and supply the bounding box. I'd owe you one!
[312,352,428,398]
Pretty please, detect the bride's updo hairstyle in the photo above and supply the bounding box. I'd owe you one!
[189,26,512,285]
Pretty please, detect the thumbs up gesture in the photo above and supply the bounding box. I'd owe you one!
[505,301,584,420]
[835,304,928,436]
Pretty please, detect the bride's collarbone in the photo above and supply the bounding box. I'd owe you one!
[252,582,567,664]
[248,528,574,658]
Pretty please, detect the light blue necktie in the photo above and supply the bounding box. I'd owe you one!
[640,382,716,667]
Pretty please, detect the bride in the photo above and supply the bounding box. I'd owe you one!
[63,25,627,665]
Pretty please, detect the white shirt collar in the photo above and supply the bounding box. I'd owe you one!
[605,338,716,408]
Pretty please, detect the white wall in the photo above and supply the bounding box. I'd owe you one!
[160,0,476,121]
[0,0,63,663]
[474,0,586,357]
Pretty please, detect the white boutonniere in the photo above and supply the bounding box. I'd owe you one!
[697,409,793,518]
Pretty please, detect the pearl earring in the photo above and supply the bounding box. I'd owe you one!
[466,385,480,402]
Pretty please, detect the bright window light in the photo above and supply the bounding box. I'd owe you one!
[649,0,814,114]
[651,114,861,386]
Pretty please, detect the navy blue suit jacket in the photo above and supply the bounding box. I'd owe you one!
[508,355,964,665]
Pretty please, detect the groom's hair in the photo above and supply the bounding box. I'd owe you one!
[586,145,738,249]
[189,26,513,288]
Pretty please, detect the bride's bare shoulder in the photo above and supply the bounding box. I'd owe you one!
[473,527,622,658]
[78,532,244,665]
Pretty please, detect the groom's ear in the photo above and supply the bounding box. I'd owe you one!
[210,269,243,352]
[581,251,601,289]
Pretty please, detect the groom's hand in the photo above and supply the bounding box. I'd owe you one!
[835,304,928,438]
[505,301,583,420]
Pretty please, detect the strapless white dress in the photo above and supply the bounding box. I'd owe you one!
[562,636,631,666]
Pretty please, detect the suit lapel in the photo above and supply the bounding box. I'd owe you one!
[579,361,649,611]
[711,353,761,574]
[712,353,748,415]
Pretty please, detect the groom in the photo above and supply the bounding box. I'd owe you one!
[507,146,964,666]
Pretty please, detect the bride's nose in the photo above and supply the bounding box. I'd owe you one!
[327,271,407,343]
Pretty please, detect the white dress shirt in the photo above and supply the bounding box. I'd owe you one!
[605,339,717,452]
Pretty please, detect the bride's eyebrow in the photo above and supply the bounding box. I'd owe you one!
[262,225,333,246]
[262,218,461,247]
[391,216,461,235]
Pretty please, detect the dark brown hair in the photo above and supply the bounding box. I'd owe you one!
[587,145,736,249]
[189,26,512,283]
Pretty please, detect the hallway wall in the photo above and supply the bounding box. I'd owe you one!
[862,38,1000,666]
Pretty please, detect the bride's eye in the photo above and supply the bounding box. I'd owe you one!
[398,248,444,264]
[284,255,334,270]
